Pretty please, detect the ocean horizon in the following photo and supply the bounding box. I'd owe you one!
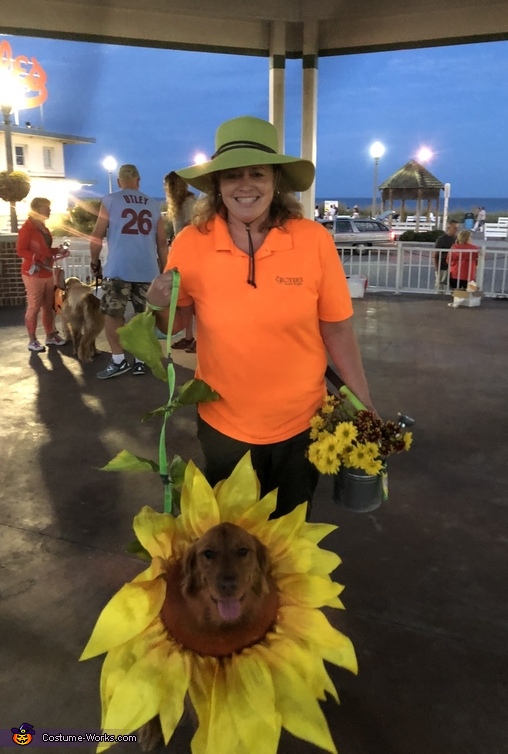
[317,197,508,213]
[146,194,508,214]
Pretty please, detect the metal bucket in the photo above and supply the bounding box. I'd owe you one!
[333,466,386,513]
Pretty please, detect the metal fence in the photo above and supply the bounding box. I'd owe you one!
[61,243,508,299]
[339,243,508,297]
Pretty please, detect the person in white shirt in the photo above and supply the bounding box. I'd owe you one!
[90,164,167,379]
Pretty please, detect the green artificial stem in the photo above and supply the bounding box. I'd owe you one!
[159,270,180,514]
[339,384,367,412]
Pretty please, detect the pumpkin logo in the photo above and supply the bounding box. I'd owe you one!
[11,723,35,745]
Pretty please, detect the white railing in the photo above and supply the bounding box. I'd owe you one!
[483,223,508,240]
[391,221,435,237]
[60,244,508,298]
[338,243,508,298]
[61,252,91,282]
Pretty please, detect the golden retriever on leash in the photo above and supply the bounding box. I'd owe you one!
[54,269,104,362]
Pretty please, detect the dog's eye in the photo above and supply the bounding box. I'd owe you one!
[202,549,215,560]
[237,547,250,557]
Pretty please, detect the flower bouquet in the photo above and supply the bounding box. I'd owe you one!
[308,391,413,512]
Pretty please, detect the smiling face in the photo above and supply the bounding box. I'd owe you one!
[218,164,276,226]
[12,732,32,745]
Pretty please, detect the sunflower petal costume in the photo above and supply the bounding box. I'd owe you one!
[81,454,357,754]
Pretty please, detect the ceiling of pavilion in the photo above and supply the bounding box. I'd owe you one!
[2,0,508,56]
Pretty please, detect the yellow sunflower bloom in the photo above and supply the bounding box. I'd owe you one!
[320,395,336,415]
[363,457,384,476]
[346,443,373,472]
[362,441,380,459]
[334,421,358,444]
[81,454,356,754]
[403,431,413,450]
[310,414,326,432]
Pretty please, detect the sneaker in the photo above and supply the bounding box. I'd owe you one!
[132,361,146,376]
[97,359,131,380]
[172,337,194,350]
[185,340,197,353]
[45,333,66,346]
[28,340,46,353]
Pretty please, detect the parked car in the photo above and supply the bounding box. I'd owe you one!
[375,209,399,222]
[318,216,395,253]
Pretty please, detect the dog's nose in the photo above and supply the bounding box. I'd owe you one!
[218,575,237,594]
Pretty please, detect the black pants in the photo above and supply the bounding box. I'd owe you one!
[450,277,468,290]
[197,416,319,519]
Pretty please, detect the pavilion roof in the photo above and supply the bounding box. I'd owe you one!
[379,160,444,191]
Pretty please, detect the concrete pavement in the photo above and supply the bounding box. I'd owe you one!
[1,293,507,754]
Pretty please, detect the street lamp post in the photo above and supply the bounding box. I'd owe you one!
[1,103,18,233]
[369,141,385,218]
[102,156,117,193]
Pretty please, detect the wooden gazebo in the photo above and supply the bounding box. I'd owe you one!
[379,160,444,225]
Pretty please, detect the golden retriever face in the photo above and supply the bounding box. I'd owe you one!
[181,523,270,624]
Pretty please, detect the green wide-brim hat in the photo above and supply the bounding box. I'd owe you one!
[176,116,315,193]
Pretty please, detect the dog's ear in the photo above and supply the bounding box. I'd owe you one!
[180,543,202,596]
[252,539,270,595]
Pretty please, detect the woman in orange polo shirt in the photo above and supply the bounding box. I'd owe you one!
[146,116,374,517]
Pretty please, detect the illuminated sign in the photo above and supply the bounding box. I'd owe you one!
[0,40,48,109]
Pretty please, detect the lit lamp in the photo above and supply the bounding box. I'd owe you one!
[193,152,207,165]
[369,141,385,218]
[102,156,117,193]
[416,146,433,163]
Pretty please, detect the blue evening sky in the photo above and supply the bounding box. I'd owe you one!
[2,33,507,199]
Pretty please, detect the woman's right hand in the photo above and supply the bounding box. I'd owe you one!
[146,267,178,310]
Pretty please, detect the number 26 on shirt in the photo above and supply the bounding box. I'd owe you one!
[121,208,153,235]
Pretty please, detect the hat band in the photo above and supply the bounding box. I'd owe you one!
[212,140,277,159]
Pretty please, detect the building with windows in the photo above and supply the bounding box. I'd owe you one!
[0,122,95,232]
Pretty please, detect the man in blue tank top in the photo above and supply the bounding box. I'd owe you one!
[90,164,167,379]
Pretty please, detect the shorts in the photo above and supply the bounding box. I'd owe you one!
[100,278,150,317]
[435,269,448,287]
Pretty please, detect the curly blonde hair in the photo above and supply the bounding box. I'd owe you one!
[191,167,303,233]
[164,171,195,221]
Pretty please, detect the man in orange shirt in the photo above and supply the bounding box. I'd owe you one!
[146,116,374,516]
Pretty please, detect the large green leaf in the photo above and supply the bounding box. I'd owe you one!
[169,454,187,490]
[173,378,221,407]
[118,312,167,382]
[141,379,220,421]
[142,405,172,421]
[101,449,159,473]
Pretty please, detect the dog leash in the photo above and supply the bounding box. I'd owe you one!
[159,270,181,514]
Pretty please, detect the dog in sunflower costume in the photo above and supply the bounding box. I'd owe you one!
[81,454,357,754]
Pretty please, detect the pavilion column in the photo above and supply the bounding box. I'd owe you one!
[416,190,422,231]
[269,21,286,152]
[301,19,318,219]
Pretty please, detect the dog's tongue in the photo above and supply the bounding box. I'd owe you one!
[217,598,242,622]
